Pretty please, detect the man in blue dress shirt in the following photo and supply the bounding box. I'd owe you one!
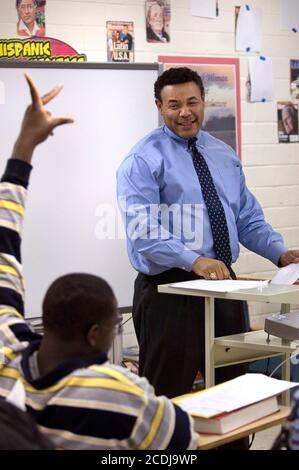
[117,67,299,402]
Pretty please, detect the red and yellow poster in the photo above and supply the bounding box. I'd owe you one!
[0,38,86,62]
[1,1,86,62]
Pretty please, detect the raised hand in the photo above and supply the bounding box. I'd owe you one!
[12,73,74,164]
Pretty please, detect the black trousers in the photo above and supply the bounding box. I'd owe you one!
[133,268,250,399]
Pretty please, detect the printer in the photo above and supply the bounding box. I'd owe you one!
[265,311,299,341]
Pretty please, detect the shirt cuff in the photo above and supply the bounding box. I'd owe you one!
[1,159,33,189]
[179,250,201,271]
[266,244,288,267]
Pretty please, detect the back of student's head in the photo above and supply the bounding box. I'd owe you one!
[0,400,53,450]
[42,273,117,342]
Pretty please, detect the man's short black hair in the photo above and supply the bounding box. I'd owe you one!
[154,67,205,101]
[42,273,117,340]
[16,0,37,7]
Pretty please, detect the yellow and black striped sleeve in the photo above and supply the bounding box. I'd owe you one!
[0,159,39,349]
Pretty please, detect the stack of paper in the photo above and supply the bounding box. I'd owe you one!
[169,279,269,293]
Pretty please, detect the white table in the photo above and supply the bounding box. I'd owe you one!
[158,283,299,405]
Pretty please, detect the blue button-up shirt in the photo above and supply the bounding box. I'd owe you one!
[117,126,287,275]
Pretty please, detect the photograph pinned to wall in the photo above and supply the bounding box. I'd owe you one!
[16,0,46,37]
[106,21,134,63]
[159,56,242,157]
[290,59,299,101]
[277,101,299,143]
[235,4,262,52]
[145,0,171,43]
[191,0,219,18]
[280,0,299,32]
[249,56,273,102]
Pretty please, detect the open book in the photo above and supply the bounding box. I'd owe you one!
[173,374,298,434]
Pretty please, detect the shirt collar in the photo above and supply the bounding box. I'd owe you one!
[163,125,205,149]
[19,19,39,36]
[21,340,108,389]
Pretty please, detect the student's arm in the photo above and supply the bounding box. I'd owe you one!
[0,74,73,350]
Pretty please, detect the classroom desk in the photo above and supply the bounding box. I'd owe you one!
[197,406,290,450]
[157,283,299,405]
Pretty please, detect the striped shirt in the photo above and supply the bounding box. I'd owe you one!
[0,159,198,450]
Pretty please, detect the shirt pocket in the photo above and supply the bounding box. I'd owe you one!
[216,166,241,209]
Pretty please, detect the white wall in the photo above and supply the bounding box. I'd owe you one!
[1,0,299,333]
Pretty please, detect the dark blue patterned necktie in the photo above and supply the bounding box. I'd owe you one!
[188,137,232,267]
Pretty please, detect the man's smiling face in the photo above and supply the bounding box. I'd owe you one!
[156,81,205,139]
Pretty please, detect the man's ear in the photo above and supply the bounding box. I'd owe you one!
[87,324,99,347]
[155,99,163,114]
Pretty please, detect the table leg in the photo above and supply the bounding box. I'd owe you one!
[281,343,291,406]
[280,304,291,315]
[205,296,215,388]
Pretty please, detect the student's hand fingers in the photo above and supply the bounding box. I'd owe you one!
[51,116,75,129]
[24,73,42,109]
[41,84,64,106]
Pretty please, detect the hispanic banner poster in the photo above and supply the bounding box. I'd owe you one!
[0,1,86,62]
[290,59,299,101]
[277,101,299,143]
[106,21,134,63]
[0,38,86,62]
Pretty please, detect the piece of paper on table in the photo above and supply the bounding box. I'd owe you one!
[280,0,299,32]
[236,5,263,52]
[169,279,269,293]
[176,373,298,418]
[271,263,299,285]
[191,0,217,18]
[6,379,26,411]
[249,56,273,102]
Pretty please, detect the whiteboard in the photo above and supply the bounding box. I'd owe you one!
[0,62,158,315]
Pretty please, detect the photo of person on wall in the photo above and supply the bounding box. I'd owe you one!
[145,0,170,43]
[277,101,299,143]
[16,0,46,37]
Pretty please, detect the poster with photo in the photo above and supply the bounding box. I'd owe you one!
[145,0,171,43]
[277,101,299,143]
[159,56,241,157]
[106,21,134,63]
[290,59,299,101]
[16,0,46,38]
